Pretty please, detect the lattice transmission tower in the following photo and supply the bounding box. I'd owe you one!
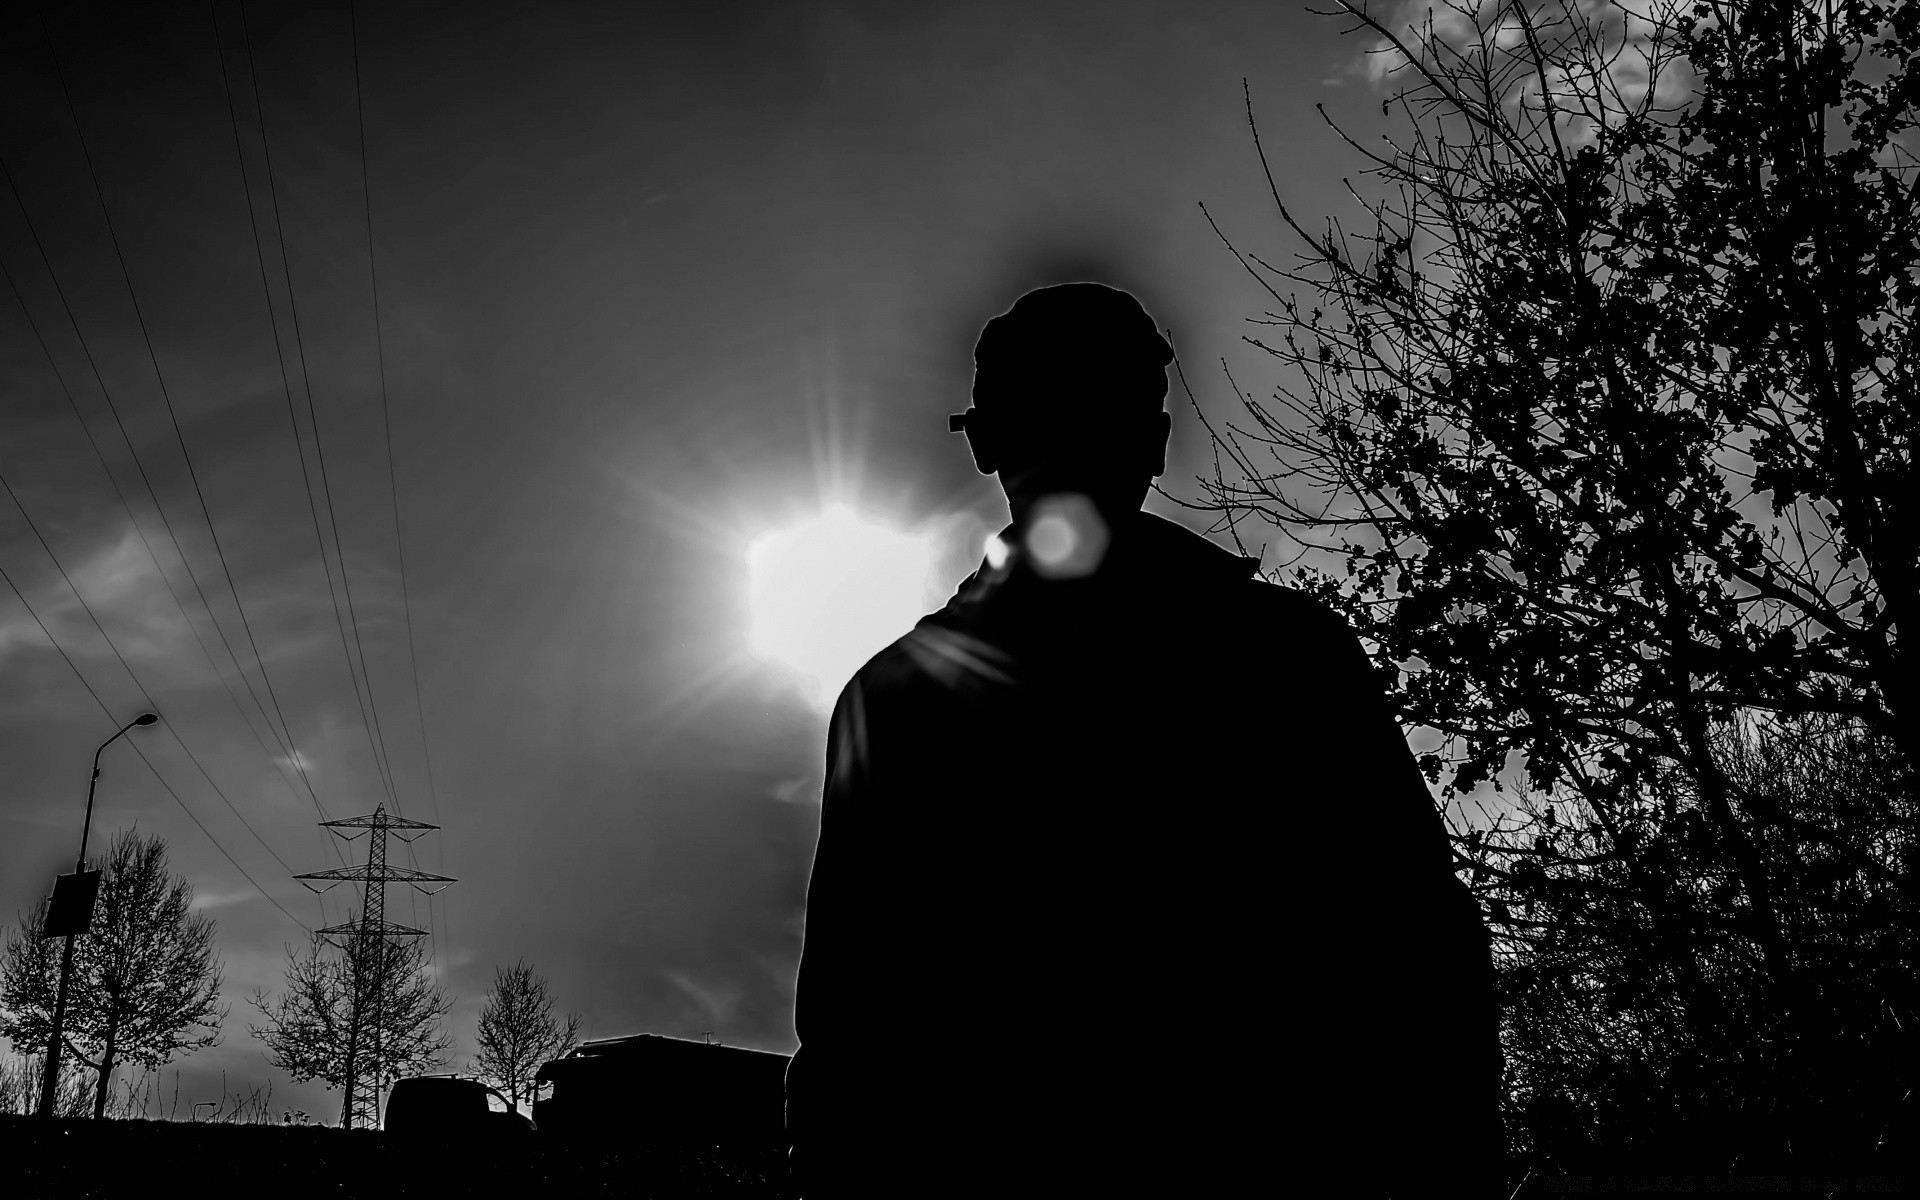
[295,803,453,1129]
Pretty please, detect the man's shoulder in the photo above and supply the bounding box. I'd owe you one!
[1149,553,1356,641]
[1242,581,1380,687]
[1128,515,1352,630]
[1241,576,1354,630]
[832,617,1014,713]
[845,578,1350,689]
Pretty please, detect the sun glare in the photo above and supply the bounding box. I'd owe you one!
[746,506,934,697]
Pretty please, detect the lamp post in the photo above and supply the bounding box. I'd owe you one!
[36,712,159,1119]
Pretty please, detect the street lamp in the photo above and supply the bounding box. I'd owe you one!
[36,712,159,1119]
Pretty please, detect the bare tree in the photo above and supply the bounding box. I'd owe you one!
[1192,0,1919,1169]
[473,959,581,1111]
[0,829,225,1118]
[249,933,453,1127]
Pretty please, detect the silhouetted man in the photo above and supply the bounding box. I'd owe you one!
[788,283,1504,1197]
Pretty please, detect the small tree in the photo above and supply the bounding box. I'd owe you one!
[249,933,453,1127]
[473,960,581,1111]
[0,829,225,1118]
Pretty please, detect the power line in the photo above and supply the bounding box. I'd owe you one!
[223,5,403,816]
[39,24,341,839]
[341,0,405,816]
[0,155,326,830]
[231,0,448,942]
[126,737,312,935]
[349,0,444,853]
[0,556,310,935]
[0,247,342,924]
[347,0,447,973]
[4,50,336,931]
[0,467,305,880]
[345,0,439,828]
[207,0,429,884]
[0,241,331,822]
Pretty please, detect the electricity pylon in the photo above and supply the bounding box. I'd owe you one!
[295,803,453,1129]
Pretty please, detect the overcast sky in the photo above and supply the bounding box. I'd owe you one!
[0,0,1392,1118]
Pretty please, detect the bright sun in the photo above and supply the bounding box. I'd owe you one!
[746,506,934,696]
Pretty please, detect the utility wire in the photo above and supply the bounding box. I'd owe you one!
[0,154,325,828]
[0,252,323,820]
[206,0,416,881]
[343,0,404,814]
[41,28,326,800]
[0,556,310,934]
[346,0,441,831]
[0,468,305,883]
[225,4,403,814]
[0,247,343,924]
[347,0,446,971]
[38,27,344,840]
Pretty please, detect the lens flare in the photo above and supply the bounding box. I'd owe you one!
[1024,493,1108,579]
[747,506,934,696]
[1027,515,1076,565]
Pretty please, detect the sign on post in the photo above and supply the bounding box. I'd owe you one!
[41,870,101,938]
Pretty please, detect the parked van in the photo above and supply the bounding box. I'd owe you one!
[533,1033,788,1144]
[385,1074,535,1139]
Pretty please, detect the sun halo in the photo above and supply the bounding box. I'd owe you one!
[745,505,935,700]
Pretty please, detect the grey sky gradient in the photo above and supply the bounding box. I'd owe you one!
[1,0,1389,1118]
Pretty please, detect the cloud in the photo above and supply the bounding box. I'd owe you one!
[0,521,185,668]
[0,610,47,658]
[1354,0,1695,143]
[665,970,743,1028]
[271,751,316,779]
[189,888,259,912]
[0,508,365,700]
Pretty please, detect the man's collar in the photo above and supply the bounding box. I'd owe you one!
[977,506,1260,589]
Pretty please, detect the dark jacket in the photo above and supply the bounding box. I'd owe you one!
[789,509,1503,1197]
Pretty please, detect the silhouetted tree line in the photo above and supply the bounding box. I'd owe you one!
[0,812,580,1130]
[1195,0,1916,1173]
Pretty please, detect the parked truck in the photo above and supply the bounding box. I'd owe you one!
[532,1033,789,1145]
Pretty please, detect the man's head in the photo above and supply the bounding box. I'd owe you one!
[953,283,1174,519]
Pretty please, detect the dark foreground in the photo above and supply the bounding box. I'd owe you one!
[4,1115,1915,1199]
[0,1115,793,1199]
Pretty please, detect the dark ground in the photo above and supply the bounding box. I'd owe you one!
[4,1116,1915,1198]
[0,1115,794,1198]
